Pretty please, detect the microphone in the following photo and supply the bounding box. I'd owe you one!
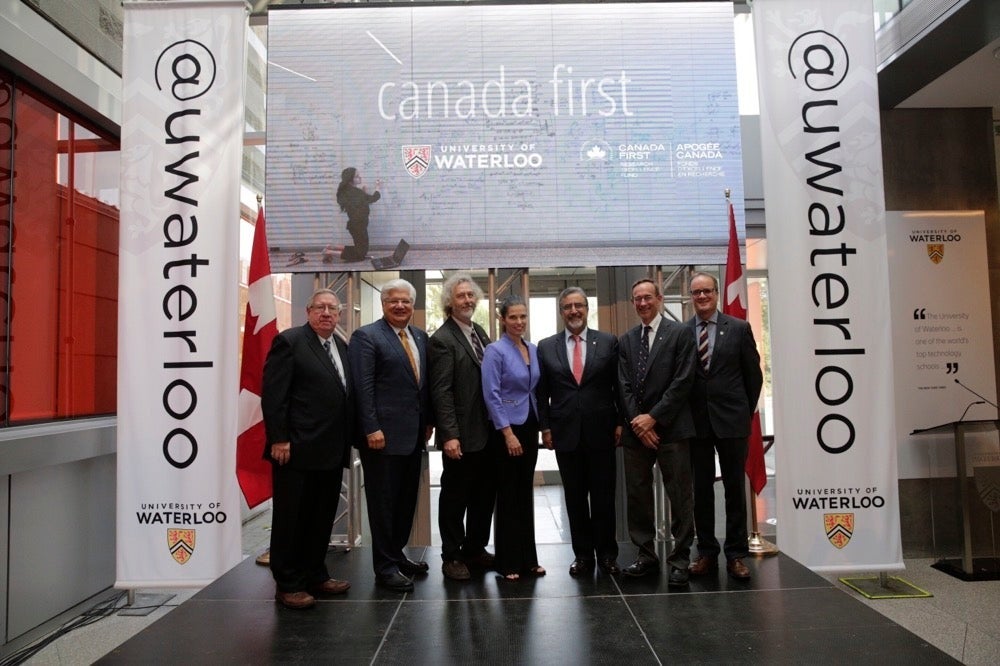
[954,378,999,409]
[958,400,985,422]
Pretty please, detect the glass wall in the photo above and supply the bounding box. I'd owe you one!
[0,69,120,424]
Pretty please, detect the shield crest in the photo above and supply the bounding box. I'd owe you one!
[402,145,431,179]
[927,244,944,264]
[824,513,854,549]
[973,465,1000,513]
[168,528,196,564]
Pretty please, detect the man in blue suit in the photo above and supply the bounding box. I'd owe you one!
[349,278,432,592]
[686,272,763,580]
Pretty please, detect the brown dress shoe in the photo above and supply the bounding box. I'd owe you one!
[688,555,718,576]
[442,560,471,581]
[311,578,350,595]
[275,590,315,609]
[726,557,751,580]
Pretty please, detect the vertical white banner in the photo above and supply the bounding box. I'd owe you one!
[754,0,902,571]
[887,212,998,478]
[117,0,247,586]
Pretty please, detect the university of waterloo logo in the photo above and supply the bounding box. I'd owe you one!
[927,244,944,264]
[402,145,431,179]
[824,513,854,549]
[168,529,196,564]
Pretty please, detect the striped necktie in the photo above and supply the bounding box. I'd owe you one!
[698,321,711,371]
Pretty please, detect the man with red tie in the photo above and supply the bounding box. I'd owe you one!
[537,287,622,577]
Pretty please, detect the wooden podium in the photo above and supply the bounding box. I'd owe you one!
[911,419,1000,580]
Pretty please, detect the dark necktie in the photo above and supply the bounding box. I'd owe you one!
[699,321,711,371]
[571,334,583,385]
[636,325,651,395]
[323,339,346,388]
[470,330,484,363]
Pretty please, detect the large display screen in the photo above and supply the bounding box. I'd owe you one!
[266,2,744,271]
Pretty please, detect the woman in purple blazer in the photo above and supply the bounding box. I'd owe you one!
[481,295,544,580]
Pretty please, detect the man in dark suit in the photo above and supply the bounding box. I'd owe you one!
[262,288,354,609]
[618,278,697,587]
[349,278,432,592]
[537,287,621,577]
[429,273,496,581]
[686,272,763,580]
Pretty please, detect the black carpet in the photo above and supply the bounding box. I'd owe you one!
[100,543,956,664]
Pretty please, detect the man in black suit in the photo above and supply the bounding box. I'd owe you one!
[618,278,697,587]
[686,272,763,580]
[537,287,621,577]
[429,273,496,581]
[349,278,432,592]
[262,288,354,609]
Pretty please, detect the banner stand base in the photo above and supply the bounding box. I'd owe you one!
[748,532,779,556]
[839,573,932,600]
[118,592,176,616]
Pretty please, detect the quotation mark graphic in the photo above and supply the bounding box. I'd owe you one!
[913,308,927,320]
[946,363,959,374]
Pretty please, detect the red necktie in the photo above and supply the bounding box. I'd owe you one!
[572,334,583,384]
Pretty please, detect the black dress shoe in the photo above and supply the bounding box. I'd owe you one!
[398,558,429,576]
[376,571,414,592]
[598,558,621,575]
[667,566,690,587]
[622,559,659,577]
[568,558,595,577]
[463,551,496,570]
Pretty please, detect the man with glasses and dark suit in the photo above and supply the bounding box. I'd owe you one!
[617,278,697,587]
[537,287,622,577]
[349,279,433,593]
[686,272,763,580]
[262,288,354,609]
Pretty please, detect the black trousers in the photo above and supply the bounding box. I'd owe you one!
[555,445,618,561]
[340,219,369,262]
[494,416,539,575]
[269,465,341,593]
[359,446,422,576]
[691,435,749,560]
[622,437,694,570]
[438,434,499,562]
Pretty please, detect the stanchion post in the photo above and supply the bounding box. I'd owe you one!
[748,488,779,556]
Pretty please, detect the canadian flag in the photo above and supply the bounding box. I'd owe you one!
[236,207,278,508]
[722,201,767,495]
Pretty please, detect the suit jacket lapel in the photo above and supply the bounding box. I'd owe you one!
[306,327,348,391]
[646,315,668,365]
[448,318,480,365]
[379,319,417,384]
[556,333,572,378]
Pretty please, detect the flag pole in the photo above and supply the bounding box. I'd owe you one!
[724,188,779,557]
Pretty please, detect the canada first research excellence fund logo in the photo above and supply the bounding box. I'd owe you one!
[168,528,196,564]
[824,513,854,549]
[403,145,431,179]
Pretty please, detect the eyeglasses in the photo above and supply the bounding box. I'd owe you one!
[560,302,587,311]
[632,295,658,304]
[309,304,343,313]
[690,289,717,297]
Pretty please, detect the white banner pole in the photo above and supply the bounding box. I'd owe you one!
[117,0,248,586]
[754,0,903,572]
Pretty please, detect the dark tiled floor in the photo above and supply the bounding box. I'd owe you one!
[100,542,956,664]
